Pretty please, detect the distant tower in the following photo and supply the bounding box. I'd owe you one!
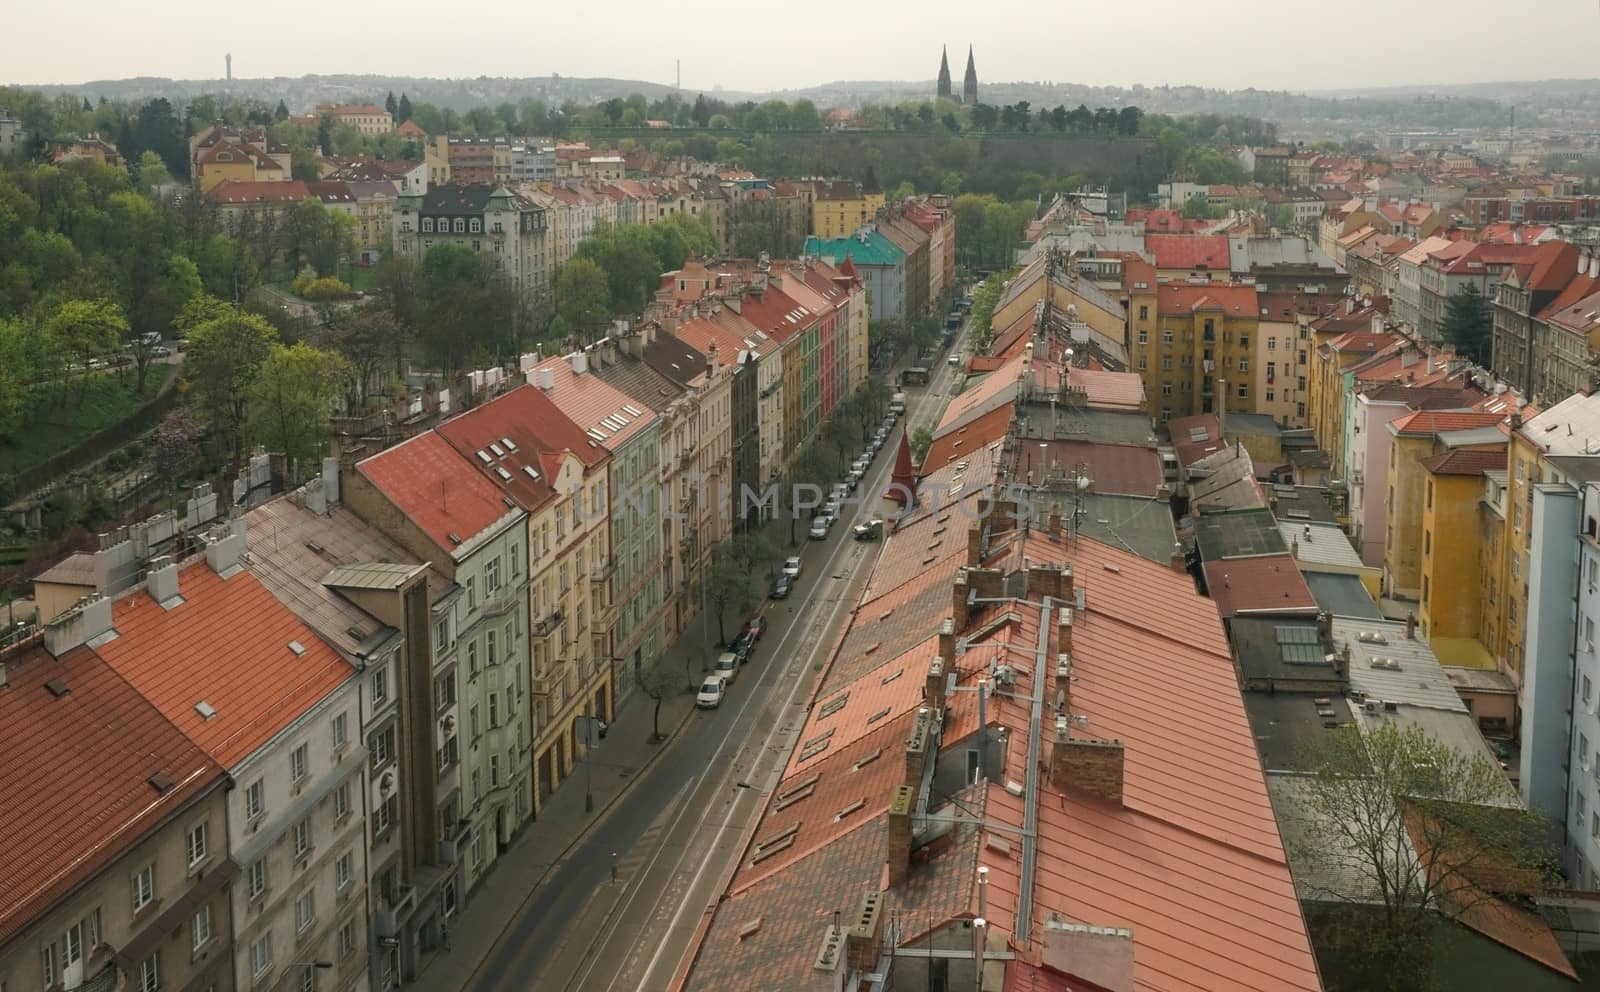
[225,53,232,81]
[936,46,952,101]
[963,46,978,105]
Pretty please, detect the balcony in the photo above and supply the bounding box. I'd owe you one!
[533,610,564,637]
[589,557,616,582]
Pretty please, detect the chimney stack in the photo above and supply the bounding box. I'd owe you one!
[1041,922,1135,992]
[969,567,1003,600]
[1317,611,1333,643]
[906,707,932,788]
[966,522,983,567]
[938,617,956,662]
[1050,716,1125,804]
[1406,612,1418,639]
[1055,652,1072,714]
[146,556,181,607]
[886,785,914,886]
[952,571,971,631]
[203,518,246,577]
[43,595,115,658]
[1048,510,1063,536]
[926,657,947,713]
[844,890,885,973]
[322,457,341,505]
[1169,547,1188,574]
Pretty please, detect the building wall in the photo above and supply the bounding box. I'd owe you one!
[1500,432,1544,683]
[0,783,234,992]
[1350,399,1409,566]
[1254,318,1306,426]
[812,193,884,239]
[608,427,664,701]
[226,681,371,992]
[1419,471,1486,640]
[1383,432,1437,600]
[1521,484,1580,834]
[757,347,785,486]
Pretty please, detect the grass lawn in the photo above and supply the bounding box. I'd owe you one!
[0,365,175,477]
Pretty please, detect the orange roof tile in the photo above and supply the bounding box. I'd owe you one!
[1389,410,1505,435]
[357,431,518,552]
[1146,234,1231,271]
[924,404,1012,472]
[1156,283,1258,317]
[93,562,355,767]
[1420,448,1506,476]
[0,641,224,944]
[1200,555,1318,618]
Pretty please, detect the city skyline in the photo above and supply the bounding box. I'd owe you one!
[7,0,1598,95]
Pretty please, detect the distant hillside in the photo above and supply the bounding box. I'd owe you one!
[24,72,1600,137]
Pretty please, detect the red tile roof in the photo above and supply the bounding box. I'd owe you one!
[207,179,311,204]
[1420,448,1507,476]
[1200,555,1318,618]
[1388,410,1505,435]
[1011,440,1164,496]
[924,404,1013,471]
[527,355,658,450]
[434,385,583,513]
[0,641,223,944]
[93,562,354,767]
[396,119,425,136]
[1156,282,1257,317]
[1170,413,1225,466]
[357,431,518,552]
[1145,234,1230,271]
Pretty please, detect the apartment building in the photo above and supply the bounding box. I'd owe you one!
[88,526,372,992]
[393,184,552,315]
[1,624,233,992]
[347,432,536,896]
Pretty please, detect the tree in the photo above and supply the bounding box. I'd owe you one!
[185,310,277,467]
[322,305,406,405]
[1442,283,1492,365]
[152,409,201,487]
[397,93,414,126]
[274,100,289,122]
[910,426,933,462]
[553,258,611,343]
[691,94,711,127]
[1293,721,1556,991]
[637,660,684,737]
[45,298,127,404]
[246,342,352,472]
[704,544,754,646]
[135,150,171,194]
[174,294,235,338]
[385,91,398,116]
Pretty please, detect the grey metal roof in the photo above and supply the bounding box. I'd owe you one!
[1333,617,1467,712]
[1280,521,1366,568]
[34,552,96,587]
[323,562,424,591]
[1230,616,1339,688]
[1194,508,1287,562]
[1224,413,1281,437]
[1306,572,1384,620]
[1246,693,1353,772]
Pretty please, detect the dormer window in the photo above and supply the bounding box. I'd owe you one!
[421,217,434,233]
[454,218,466,233]
[470,218,482,233]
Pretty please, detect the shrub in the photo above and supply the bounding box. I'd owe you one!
[299,277,353,302]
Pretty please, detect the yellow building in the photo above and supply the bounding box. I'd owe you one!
[424,135,451,187]
[1146,282,1259,421]
[1305,308,1392,469]
[1383,411,1505,604]
[189,125,292,192]
[992,252,1128,353]
[811,180,884,239]
[1419,449,1508,662]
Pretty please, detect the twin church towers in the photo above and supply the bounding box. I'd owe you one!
[936,46,978,104]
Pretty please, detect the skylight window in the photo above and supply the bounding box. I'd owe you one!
[496,467,513,481]
[501,437,517,451]
[489,443,505,457]
[476,450,492,464]
[288,640,307,657]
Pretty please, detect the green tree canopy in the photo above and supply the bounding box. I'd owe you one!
[553,257,611,344]
[1442,283,1492,366]
[246,342,353,472]
[185,310,278,466]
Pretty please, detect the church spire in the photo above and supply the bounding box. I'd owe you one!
[937,46,952,100]
[963,46,978,105]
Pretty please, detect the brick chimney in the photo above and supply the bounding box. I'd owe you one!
[1047,510,1063,536]
[1057,608,1073,654]
[887,785,914,886]
[966,522,983,567]
[926,657,947,712]
[845,890,886,972]
[938,617,956,661]
[952,570,971,631]
[1028,562,1062,600]
[1050,716,1124,804]
[906,707,932,787]
[1055,652,1073,714]
[969,567,1003,600]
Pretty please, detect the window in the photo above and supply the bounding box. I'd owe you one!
[339,920,356,958]
[192,904,212,951]
[131,864,154,912]
[331,712,348,751]
[421,217,434,233]
[337,852,353,891]
[1239,333,1249,348]
[470,704,481,739]
[490,754,501,787]
[334,780,351,820]
[435,669,457,710]
[487,629,498,666]
[472,769,482,801]
[295,891,315,933]
[1137,329,1148,345]
[1268,337,1277,350]
[1593,810,1600,840]
[1161,329,1173,345]
[1588,617,1597,647]
[1424,531,1431,556]
[370,668,388,708]
[467,576,477,611]
[1138,305,1149,320]
[41,942,54,986]
[251,935,272,978]
[293,817,311,860]
[1266,389,1275,402]
[511,544,520,577]
[290,743,308,784]
[489,693,499,729]
[187,822,207,867]
[1137,357,1148,371]
[438,734,458,772]
[467,639,479,677]
[248,859,267,899]
[486,556,501,592]
[369,724,396,770]
[138,952,159,992]
[1161,383,1173,396]
[300,963,318,992]
[470,218,482,233]
[1238,359,1249,372]
[245,779,265,819]
[436,619,449,652]
[453,218,465,234]
[1161,356,1173,370]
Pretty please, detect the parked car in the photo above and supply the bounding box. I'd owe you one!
[809,515,831,540]
[697,677,726,709]
[730,629,757,663]
[769,573,794,599]
[851,457,869,474]
[853,519,884,541]
[948,353,960,366]
[783,556,802,579]
[713,652,740,684]
[845,470,861,492]
[746,615,768,641]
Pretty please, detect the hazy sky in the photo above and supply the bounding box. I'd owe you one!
[8,1,1594,93]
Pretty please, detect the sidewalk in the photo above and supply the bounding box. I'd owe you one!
[417,654,700,992]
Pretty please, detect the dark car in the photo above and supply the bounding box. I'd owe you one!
[730,629,757,663]
[769,573,793,599]
[746,615,769,640]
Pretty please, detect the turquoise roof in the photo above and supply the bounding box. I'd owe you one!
[804,229,904,268]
